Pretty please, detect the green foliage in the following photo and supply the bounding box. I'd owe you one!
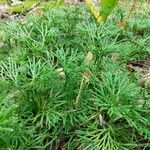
[0,5,150,149]
[0,0,11,4]
[100,0,119,21]
[85,0,119,22]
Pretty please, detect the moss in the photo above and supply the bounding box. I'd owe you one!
[9,0,38,14]
[0,0,11,4]
[39,2,55,11]
[39,1,64,11]
[6,0,64,14]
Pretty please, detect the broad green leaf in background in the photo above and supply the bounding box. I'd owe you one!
[85,0,103,22]
[101,0,119,21]
[85,0,119,22]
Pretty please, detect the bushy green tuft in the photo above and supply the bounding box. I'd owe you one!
[0,5,150,150]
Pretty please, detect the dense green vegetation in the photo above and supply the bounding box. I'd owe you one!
[0,3,150,149]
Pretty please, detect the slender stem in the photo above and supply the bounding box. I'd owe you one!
[75,77,84,107]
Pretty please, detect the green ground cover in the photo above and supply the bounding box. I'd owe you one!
[0,3,150,149]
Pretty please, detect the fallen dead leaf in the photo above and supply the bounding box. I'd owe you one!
[10,38,17,48]
[117,20,126,30]
[0,42,4,48]
[140,72,150,87]
[56,67,65,79]
[111,53,120,61]
[83,69,92,83]
[126,60,150,88]
[85,51,93,63]
[127,60,144,72]
[28,6,42,16]
[137,99,145,108]
[19,17,28,25]
[99,113,103,126]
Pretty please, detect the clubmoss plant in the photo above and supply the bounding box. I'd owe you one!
[0,5,150,150]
